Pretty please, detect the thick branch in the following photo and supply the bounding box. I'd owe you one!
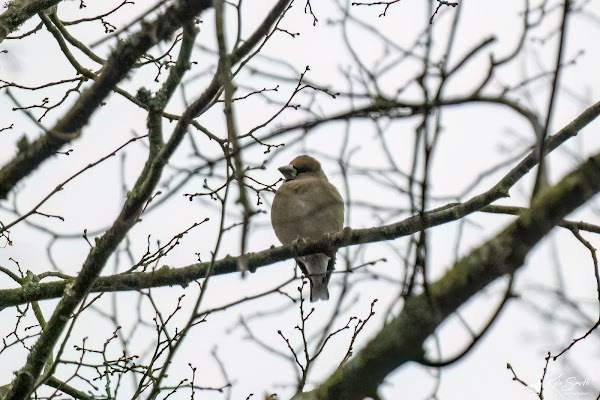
[1,3,212,399]
[0,0,212,199]
[0,0,61,42]
[293,148,600,400]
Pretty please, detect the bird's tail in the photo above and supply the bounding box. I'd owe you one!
[309,274,329,302]
[298,253,332,302]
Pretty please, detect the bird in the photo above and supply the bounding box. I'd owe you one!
[271,155,344,302]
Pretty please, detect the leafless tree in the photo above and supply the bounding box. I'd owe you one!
[1,0,600,399]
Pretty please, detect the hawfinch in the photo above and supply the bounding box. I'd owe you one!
[271,155,344,301]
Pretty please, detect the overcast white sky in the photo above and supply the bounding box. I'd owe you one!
[1,1,600,399]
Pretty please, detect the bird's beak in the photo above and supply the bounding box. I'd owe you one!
[278,165,297,181]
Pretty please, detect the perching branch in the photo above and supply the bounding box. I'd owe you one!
[1,96,600,310]
[292,134,600,400]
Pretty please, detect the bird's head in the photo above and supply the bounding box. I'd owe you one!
[278,155,328,182]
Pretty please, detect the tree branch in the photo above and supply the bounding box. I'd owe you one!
[0,0,212,199]
[1,95,600,309]
[292,144,600,400]
[0,0,61,43]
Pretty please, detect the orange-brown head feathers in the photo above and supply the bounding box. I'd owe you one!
[278,155,328,182]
